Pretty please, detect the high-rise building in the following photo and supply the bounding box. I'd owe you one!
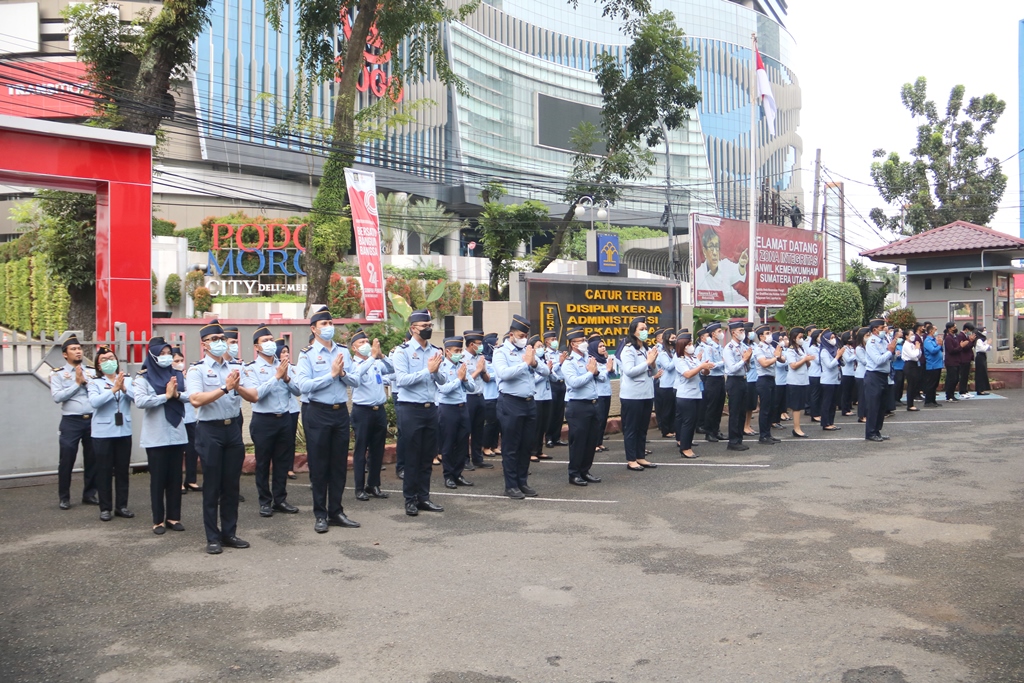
[1018,19,1023,239]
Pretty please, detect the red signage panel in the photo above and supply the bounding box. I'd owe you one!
[0,61,94,118]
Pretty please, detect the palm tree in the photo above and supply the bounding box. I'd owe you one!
[406,199,466,255]
[376,192,411,255]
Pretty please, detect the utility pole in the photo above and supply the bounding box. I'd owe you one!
[662,121,676,281]
[810,148,821,233]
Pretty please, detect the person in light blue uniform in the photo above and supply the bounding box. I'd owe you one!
[436,335,480,489]
[239,325,302,518]
[273,338,302,481]
[785,327,814,439]
[674,333,714,458]
[806,329,823,423]
[493,314,544,498]
[839,331,857,416]
[741,322,759,437]
[135,337,191,535]
[295,307,362,532]
[186,321,247,554]
[854,328,869,422]
[818,329,846,431]
[654,328,678,438]
[480,332,502,457]
[392,309,447,516]
[751,324,781,445]
[527,334,554,462]
[723,321,752,451]
[700,322,727,441]
[863,318,897,442]
[173,348,202,494]
[561,328,607,485]
[590,337,614,453]
[545,330,569,448]
[348,329,394,501]
[88,346,135,522]
[50,335,98,509]
[619,316,660,469]
[770,331,788,428]
[462,330,494,471]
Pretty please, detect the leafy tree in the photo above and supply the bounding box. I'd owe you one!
[886,307,917,333]
[404,199,467,255]
[34,192,99,332]
[561,223,667,260]
[846,260,898,325]
[777,279,863,333]
[869,77,1007,236]
[193,286,212,316]
[478,183,550,300]
[164,273,182,307]
[536,10,701,271]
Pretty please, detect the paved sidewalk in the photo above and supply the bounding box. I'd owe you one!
[1,391,1022,682]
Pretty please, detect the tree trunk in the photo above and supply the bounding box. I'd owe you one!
[66,284,95,338]
[533,208,576,272]
[304,255,333,317]
[488,261,501,301]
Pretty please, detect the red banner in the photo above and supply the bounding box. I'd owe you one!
[692,214,824,308]
[0,61,95,119]
[344,168,386,321]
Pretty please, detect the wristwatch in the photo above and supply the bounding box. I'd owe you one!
[220,385,229,394]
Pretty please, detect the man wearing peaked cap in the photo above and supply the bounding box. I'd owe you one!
[863,317,897,442]
[185,320,248,554]
[526,333,554,463]
[348,329,394,501]
[236,326,301,518]
[479,331,503,458]
[560,327,607,486]
[461,330,494,471]
[294,306,363,532]
[751,324,782,445]
[51,334,99,509]
[492,313,544,499]
[722,321,753,451]
[392,309,448,516]
[700,322,727,442]
[437,336,478,489]
[222,326,241,363]
[544,330,569,449]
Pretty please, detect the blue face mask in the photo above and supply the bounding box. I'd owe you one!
[318,325,335,341]
[208,340,228,357]
[155,354,174,368]
[227,343,239,358]
[637,330,649,342]
[260,340,278,356]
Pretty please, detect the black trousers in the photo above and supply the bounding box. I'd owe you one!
[820,383,838,428]
[303,402,351,519]
[529,400,552,457]
[807,377,822,418]
[397,402,438,503]
[183,422,199,485]
[944,365,960,400]
[856,378,866,419]
[839,375,856,414]
[771,383,786,424]
[58,415,96,502]
[675,397,699,450]
[923,368,941,405]
[439,402,470,481]
[148,444,183,524]
[352,404,388,491]
[546,380,567,443]
[958,361,972,395]
[756,376,774,438]
[467,393,486,464]
[565,399,599,479]
[695,395,707,432]
[620,397,653,462]
[482,398,500,449]
[497,394,536,490]
[654,387,677,436]
[864,371,887,438]
[287,412,299,472]
[196,419,244,542]
[903,361,921,409]
[595,395,611,446]
[250,412,292,508]
[885,382,896,413]
[391,394,404,475]
[702,375,726,435]
[725,376,747,445]
[975,353,990,392]
[894,369,905,402]
[93,435,131,512]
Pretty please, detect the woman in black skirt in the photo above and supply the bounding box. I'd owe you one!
[974,330,991,394]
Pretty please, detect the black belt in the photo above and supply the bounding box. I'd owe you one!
[551,379,565,384]
[500,394,533,402]
[868,370,888,376]
[64,414,92,419]
[199,417,238,425]
[355,404,384,411]
[569,399,597,404]
[309,401,347,410]
[254,412,287,418]
[397,402,435,408]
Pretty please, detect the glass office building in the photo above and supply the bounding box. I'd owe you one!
[191,0,801,224]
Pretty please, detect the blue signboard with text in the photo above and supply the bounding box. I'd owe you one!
[596,233,620,274]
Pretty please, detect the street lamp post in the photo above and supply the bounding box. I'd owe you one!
[574,196,609,231]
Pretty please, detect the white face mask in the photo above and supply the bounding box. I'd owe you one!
[827,336,837,346]
[228,343,239,357]
[512,336,527,349]
[155,354,174,368]
[355,342,371,357]
[536,348,546,359]
[781,338,789,347]
[715,331,725,342]
[172,361,185,372]
[574,341,587,355]
[260,340,278,356]
[747,331,757,341]
[684,344,695,355]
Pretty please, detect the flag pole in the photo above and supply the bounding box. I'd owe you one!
[747,33,758,323]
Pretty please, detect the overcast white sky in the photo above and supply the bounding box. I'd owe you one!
[786,1,1022,257]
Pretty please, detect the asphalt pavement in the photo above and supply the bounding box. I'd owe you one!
[1,391,1022,683]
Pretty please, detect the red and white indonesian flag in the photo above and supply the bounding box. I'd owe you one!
[755,47,777,136]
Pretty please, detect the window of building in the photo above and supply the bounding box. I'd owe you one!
[924,278,932,290]
[948,301,983,332]
[995,275,1010,350]
[964,276,972,289]
[944,277,951,289]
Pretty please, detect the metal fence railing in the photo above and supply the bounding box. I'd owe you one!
[0,324,152,380]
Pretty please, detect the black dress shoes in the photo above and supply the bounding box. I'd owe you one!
[582,473,602,483]
[153,525,166,535]
[206,542,223,554]
[771,437,782,443]
[314,518,329,532]
[444,478,458,489]
[165,521,185,531]
[695,427,706,434]
[405,501,419,516]
[328,512,360,528]
[115,507,134,519]
[705,433,720,442]
[519,485,537,497]
[505,487,526,499]
[221,536,250,549]
[640,461,657,468]
[716,432,728,441]
[238,494,246,503]
[259,505,274,517]
[355,490,370,501]
[463,462,476,471]
[456,476,474,487]
[569,476,588,486]
[82,495,99,506]
[474,461,495,469]
[273,502,299,514]
[365,486,389,499]
[791,430,808,439]
[59,500,71,510]
[879,434,890,440]
[99,510,113,521]
[726,443,750,451]
[554,440,568,446]
[758,437,776,445]
[865,435,884,442]
[287,472,298,480]
[416,500,444,512]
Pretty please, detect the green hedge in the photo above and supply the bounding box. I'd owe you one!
[0,255,69,335]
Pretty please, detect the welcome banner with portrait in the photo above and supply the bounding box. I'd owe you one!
[344,168,386,321]
[691,214,824,308]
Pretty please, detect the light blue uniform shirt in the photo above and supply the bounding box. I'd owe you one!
[51,363,96,415]
[841,346,857,377]
[744,340,758,382]
[350,355,394,406]
[462,352,486,395]
[619,343,655,400]
[673,355,703,399]
[807,344,822,378]
[656,351,677,389]
[819,346,842,385]
[561,351,606,401]
[702,340,725,376]
[775,346,789,385]
[785,348,810,386]
[854,346,867,379]
[436,357,477,404]
[492,340,538,398]
[185,354,243,421]
[596,357,614,397]
[753,341,777,378]
[241,355,302,413]
[391,339,445,404]
[533,352,553,401]
[481,357,499,400]
[134,372,190,447]
[294,340,360,404]
[723,340,748,377]
[87,375,134,438]
[864,333,893,373]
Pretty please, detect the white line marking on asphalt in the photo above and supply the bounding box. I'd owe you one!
[379,489,619,504]
[542,461,770,468]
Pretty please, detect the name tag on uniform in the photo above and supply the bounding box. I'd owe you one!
[375,373,382,384]
[63,373,70,379]
[412,353,419,359]
[315,356,326,364]
[206,371,218,378]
